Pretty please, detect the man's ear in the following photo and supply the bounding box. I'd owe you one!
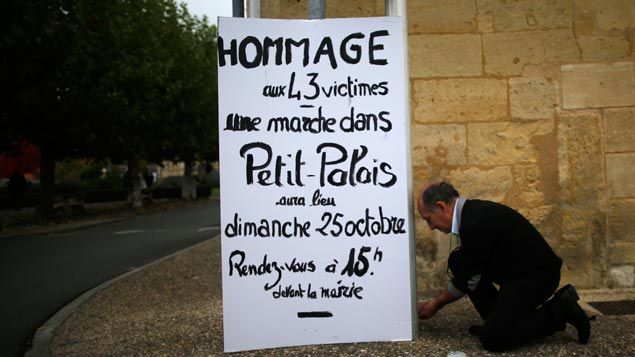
[435,201,446,212]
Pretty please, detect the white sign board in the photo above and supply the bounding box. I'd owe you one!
[218,16,415,352]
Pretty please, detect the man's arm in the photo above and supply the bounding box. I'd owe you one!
[418,289,459,319]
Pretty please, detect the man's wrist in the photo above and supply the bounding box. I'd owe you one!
[447,281,466,299]
[432,297,443,310]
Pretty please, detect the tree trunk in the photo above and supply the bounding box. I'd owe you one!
[37,148,55,216]
[182,160,197,200]
[127,158,143,208]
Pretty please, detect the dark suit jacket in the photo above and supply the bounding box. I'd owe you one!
[449,199,562,294]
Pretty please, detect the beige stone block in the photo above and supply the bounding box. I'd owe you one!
[558,242,601,288]
[412,79,507,123]
[325,0,384,18]
[611,242,635,264]
[606,153,635,198]
[412,166,458,203]
[261,0,306,18]
[516,133,560,205]
[609,199,635,243]
[574,12,596,36]
[415,221,438,262]
[610,266,635,288]
[262,0,384,18]
[561,62,635,109]
[575,0,635,31]
[477,0,573,32]
[483,30,579,76]
[436,229,454,259]
[517,205,551,226]
[595,2,634,31]
[513,164,547,205]
[562,207,604,243]
[414,215,455,284]
[411,124,466,166]
[522,65,562,82]
[408,0,476,34]
[416,270,447,293]
[446,166,513,202]
[517,205,557,238]
[467,121,555,165]
[409,34,482,78]
[578,36,631,62]
[510,77,557,120]
[557,113,604,204]
[605,108,635,153]
[412,166,434,195]
[558,204,606,287]
[415,250,448,293]
[477,12,495,33]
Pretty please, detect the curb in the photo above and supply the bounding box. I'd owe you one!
[26,234,221,357]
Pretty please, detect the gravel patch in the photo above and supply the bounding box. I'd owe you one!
[51,239,635,356]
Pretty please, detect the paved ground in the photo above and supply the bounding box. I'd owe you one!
[47,237,635,356]
[0,199,219,357]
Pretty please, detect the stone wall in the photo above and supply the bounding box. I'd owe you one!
[261,0,635,291]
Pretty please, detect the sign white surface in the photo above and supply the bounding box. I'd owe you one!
[218,16,414,352]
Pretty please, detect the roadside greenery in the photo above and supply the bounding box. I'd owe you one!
[1,0,218,214]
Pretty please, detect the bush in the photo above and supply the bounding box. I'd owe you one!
[153,176,183,188]
[199,171,219,187]
[55,179,88,197]
[90,166,124,189]
[80,164,103,181]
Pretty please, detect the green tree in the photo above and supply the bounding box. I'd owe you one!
[1,0,86,214]
[2,0,220,211]
[68,0,185,207]
[72,1,219,205]
[157,9,218,199]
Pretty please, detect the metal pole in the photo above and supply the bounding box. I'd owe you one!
[385,0,406,16]
[308,0,325,19]
[248,0,261,18]
[232,0,244,17]
[387,0,418,340]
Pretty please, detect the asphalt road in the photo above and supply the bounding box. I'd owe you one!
[0,200,220,357]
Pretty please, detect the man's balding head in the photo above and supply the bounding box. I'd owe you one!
[417,181,459,233]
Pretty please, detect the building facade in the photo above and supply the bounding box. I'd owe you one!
[261,0,635,292]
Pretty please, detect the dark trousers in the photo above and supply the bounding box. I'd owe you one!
[466,265,566,352]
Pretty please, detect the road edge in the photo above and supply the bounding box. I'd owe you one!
[26,234,221,357]
[0,217,126,240]
[0,197,220,240]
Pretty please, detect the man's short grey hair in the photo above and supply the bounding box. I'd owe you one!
[422,181,460,210]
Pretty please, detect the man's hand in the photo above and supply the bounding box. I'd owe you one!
[418,299,440,319]
[418,289,458,319]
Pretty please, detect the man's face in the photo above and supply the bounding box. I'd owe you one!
[417,197,453,234]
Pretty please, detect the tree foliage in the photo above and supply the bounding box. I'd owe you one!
[1,0,219,212]
[158,7,219,165]
[1,1,78,153]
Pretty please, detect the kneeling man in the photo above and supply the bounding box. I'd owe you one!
[417,181,590,352]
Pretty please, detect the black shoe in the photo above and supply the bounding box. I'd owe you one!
[554,284,590,344]
[468,324,483,336]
